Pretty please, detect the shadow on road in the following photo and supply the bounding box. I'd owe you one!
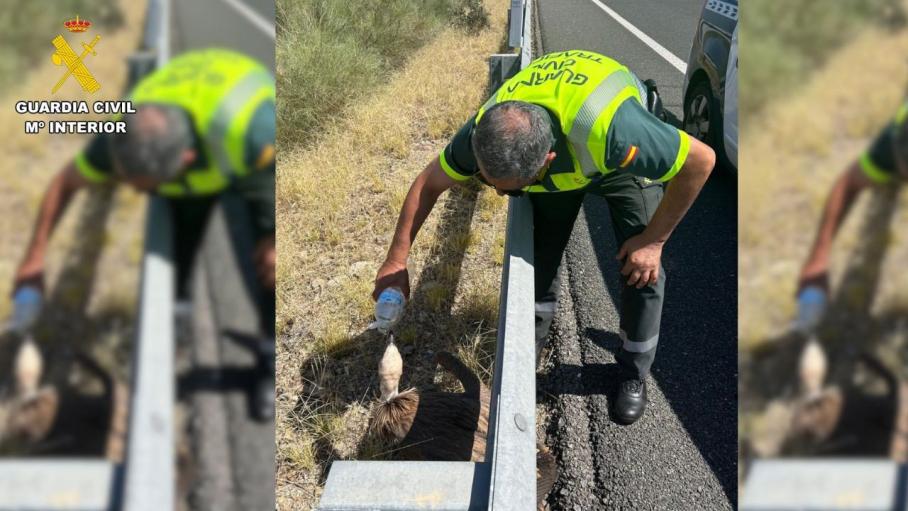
[542,355,623,406]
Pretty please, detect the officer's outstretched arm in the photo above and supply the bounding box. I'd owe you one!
[373,156,457,300]
[617,137,715,288]
[639,136,715,245]
[13,161,89,292]
[798,161,871,292]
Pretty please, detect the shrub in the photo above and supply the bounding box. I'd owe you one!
[276,0,489,148]
[741,0,904,117]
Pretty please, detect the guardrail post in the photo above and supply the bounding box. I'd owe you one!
[508,0,525,49]
[488,55,520,95]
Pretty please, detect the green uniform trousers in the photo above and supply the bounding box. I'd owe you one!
[168,170,275,338]
[532,170,665,379]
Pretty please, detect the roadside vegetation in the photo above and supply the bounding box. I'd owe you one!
[740,0,904,117]
[275,0,506,508]
[276,0,489,148]
[740,0,908,474]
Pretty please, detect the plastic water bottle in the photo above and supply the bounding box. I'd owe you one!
[9,286,43,334]
[795,286,827,334]
[371,287,405,333]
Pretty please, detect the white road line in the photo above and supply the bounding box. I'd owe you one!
[588,0,687,74]
[220,0,276,40]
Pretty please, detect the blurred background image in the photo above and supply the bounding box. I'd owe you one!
[739,0,908,507]
[0,1,276,510]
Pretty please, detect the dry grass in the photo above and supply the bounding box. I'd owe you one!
[0,0,147,374]
[275,0,509,507]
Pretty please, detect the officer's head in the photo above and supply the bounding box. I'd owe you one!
[110,105,196,192]
[472,101,556,196]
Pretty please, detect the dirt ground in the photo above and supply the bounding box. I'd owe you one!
[739,24,908,463]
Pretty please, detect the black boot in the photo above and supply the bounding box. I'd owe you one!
[613,377,647,425]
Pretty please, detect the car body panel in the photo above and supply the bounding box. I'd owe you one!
[723,25,738,167]
[682,0,738,170]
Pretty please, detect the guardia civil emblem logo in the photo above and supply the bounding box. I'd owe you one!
[51,15,101,94]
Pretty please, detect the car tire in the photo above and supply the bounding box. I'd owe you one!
[683,79,729,170]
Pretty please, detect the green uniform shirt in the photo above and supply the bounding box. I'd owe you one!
[440,98,689,190]
[75,101,276,232]
[76,100,275,183]
[861,121,901,184]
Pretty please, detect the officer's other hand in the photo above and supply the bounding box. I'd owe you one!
[616,234,663,289]
[13,257,44,294]
[254,234,276,290]
[373,259,410,301]
[797,258,829,294]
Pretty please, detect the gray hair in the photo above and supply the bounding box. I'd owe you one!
[472,101,554,180]
[110,105,193,182]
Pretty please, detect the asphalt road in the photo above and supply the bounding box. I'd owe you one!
[535,1,738,509]
[168,3,276,510]
[171,0,275,71]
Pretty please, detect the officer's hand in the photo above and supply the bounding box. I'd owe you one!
[373,259,410,301]
[616,234,663,289]
[254,235,276,290]
[13,257,44,294]
[797,258,829,294]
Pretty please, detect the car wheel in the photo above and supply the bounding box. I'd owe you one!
[683,79,728,167]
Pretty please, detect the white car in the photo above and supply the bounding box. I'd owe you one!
[682,0,738,171]
[723,25,738,168]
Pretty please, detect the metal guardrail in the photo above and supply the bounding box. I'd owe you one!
[144,0,170,64]
[741,459,908,510]
[486,3,536,507]
[120,1,176,508]
[319,1,535,509]
[485,197,535,510]
[320,461,490,510]
[0,460,121,510]
[122,196,175,510]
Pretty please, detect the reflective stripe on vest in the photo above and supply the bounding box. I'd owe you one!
[476,50,642,192]
[128,49,275,197]
[896,102,908,126]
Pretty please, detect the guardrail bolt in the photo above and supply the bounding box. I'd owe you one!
[514,413,527,432]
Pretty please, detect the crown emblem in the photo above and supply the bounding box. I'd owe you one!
[64,15,91,33]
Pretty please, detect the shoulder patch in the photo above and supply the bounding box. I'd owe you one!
[619,145,639,168]
[255,144,275,171]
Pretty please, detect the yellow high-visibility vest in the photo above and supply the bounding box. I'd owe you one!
[478,50,644,192]
[129,49,274,197]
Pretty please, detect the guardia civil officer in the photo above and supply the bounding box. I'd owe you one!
[799,101,908,310]
[372,50,716,424]
[12,49,276,420]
